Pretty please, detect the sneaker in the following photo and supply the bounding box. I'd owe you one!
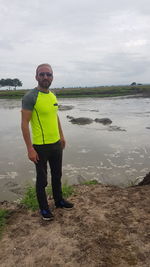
[40,209,54,221]
[55,199,74,209]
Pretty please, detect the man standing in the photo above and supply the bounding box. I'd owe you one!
[21,63,73,221]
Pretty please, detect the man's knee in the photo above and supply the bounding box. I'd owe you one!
[36,180,48,188]
[36,173,48,187]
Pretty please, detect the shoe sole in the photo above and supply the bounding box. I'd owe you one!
[63,207,74,210]
[42,216,54,221]
[56,206,74,210]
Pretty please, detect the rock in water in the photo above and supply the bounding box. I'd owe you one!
[59,105,74,111]
[66,115,74,120]
[95,118,112,125]
[70,117,93,125]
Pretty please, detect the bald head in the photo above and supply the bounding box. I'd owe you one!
[36,63,53,90]
[36,63,53,77]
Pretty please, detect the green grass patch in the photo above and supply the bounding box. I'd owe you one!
[20,186,39,211]
[1,84,150,99]
[61,183,74,198]
[21,183,74,211]
[127,177,141,187]
[83,180,99,185]
[0,209,9,237]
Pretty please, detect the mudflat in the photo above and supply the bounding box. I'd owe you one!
[0,184,150,267]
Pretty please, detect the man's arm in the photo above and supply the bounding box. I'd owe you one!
[21,109,39,163]
[57,115,66,149]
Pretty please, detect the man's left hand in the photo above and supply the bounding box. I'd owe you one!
[60,137,66,149]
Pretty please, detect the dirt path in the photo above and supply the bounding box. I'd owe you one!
[0,184,150,267]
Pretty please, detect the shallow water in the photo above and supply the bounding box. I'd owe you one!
[0,96,150,201]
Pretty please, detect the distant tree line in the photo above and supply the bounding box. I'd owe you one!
[130,82,142,86]
[0,78,22,90]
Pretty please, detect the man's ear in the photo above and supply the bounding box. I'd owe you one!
[35,75,38,81]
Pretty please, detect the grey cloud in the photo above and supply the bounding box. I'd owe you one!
[0,0,150,88]
[0,40,14,50]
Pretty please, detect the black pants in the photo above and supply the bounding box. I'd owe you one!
[33,141,63,210]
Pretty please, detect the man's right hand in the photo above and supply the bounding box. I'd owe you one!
[28,147,39,163]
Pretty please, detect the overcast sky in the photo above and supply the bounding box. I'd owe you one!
[0,0,150,89]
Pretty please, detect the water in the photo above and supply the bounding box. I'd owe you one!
[0,96,150,201]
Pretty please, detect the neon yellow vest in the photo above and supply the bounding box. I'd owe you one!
[30,91,60,145]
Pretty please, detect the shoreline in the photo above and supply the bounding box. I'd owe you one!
[1,85,150,99]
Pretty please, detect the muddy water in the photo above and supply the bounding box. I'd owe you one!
[0,96,150,201]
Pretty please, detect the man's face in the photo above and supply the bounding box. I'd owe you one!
[36,65,53,89]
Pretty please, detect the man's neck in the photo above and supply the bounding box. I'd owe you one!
[37,86,50,93]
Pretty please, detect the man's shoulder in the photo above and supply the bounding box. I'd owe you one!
[22,88,38,110]
[23,88,38,98]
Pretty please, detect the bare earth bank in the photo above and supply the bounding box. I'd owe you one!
[0,184,150,267]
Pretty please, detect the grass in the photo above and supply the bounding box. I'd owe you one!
[127,177,141,187]
[20,186,39,211]
[0,183,74,235]
[61,183,74,198]
[83,180,99,185]
[0,209,9,238]
[20,180,99,211]
[0,180,98,237]
[1,84,150,98]
[21,183,74,211]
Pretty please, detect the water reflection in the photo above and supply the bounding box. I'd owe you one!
[0,99,21,109]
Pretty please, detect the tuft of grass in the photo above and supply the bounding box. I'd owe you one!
[46,185,53,196]
[20,186,38,211]
[21,183,74,211]
[1,84,150,99]
[62,183,74,198]
[83,180,99,185]
[127,177,142,187]
[0,209,9,237]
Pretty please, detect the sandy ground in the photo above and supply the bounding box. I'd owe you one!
[0,184,150,267]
